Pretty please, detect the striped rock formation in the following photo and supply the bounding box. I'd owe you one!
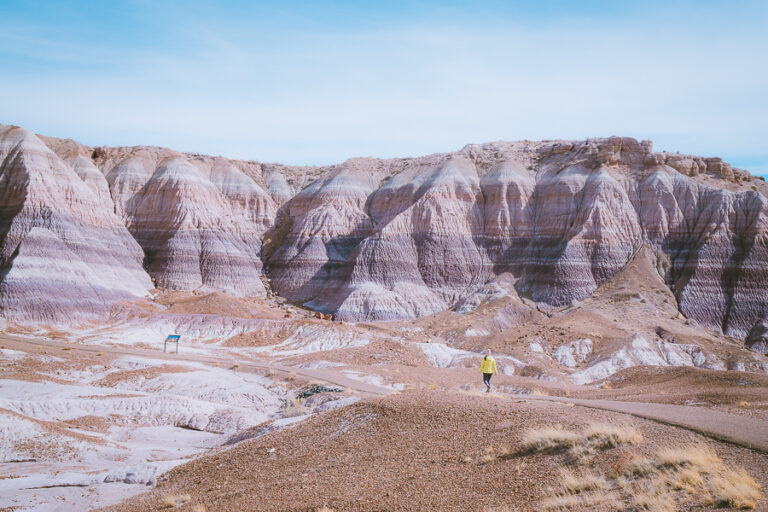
[98,150,276,297]
[1,123,767,353]
[0,125,152,323]
[266,138,768,345]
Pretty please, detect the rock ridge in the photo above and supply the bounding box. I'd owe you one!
[1,125,767,352]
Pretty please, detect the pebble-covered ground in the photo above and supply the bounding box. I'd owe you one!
[103,390,768,512]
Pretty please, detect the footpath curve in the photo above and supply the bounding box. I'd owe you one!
[514,394,768,454]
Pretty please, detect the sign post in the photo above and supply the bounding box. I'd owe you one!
[164,334,181,353]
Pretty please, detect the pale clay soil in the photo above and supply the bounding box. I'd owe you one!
[2,265,768,512]
[3,337,767,511]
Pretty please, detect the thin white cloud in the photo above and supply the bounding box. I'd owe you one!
[1,3,766,170]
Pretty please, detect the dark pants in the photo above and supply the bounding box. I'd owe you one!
[483,372,493,387]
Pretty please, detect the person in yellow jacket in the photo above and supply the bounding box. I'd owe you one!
[479,349,498,392]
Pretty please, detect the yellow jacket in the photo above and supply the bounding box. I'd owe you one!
[479,356,497,375]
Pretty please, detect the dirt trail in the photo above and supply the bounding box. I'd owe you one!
[516,394,768,453]
[3,334,768,453]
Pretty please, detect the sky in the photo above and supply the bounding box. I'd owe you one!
[1,0,767,174]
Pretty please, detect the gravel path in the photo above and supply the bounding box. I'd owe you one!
[517,394,768,453]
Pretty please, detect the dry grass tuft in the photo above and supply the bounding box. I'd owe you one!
[617,455,655,478]
[557,468,607,495]
[479,454,496,464]
[520,426,580,453]
[630,485,676,512]
[316,507,335,512]
[658,466,703,494]
[542,490,619,511]
[657,446,721,472]
[532,439,763,511]
[160,493,191,508]
[707,468,762,509]
[191,505,206,512]
[585,424,643,449]
[520,423,641,460]
[564,443,596,465]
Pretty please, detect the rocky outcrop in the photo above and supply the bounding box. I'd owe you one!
[107,154,276,296]
[0,125,152,323]
[267,159,382,306]
[2,124,767,352]
[266,136,768,348]
[637,169,768,340]
[747,320,768,354]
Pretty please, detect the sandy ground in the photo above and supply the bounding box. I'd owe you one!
[102,391,768,512]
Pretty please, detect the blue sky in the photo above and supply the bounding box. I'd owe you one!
[1,1,767,174]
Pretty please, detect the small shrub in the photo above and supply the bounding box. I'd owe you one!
[296,385,343,400]
[283,397,307,417]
